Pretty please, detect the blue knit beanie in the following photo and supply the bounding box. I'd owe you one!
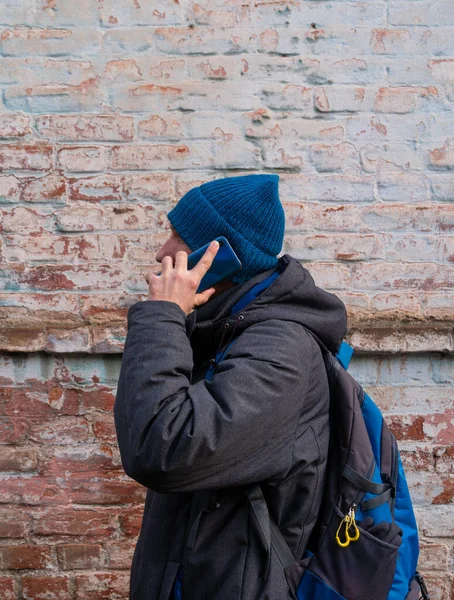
[167,173,285,285]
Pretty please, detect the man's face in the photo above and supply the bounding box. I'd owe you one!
[155,223,192,264]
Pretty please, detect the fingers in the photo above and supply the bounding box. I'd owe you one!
[194,287,217,307]
[191,240,219,279]
[161,255,173,273]
[174,250,189,271]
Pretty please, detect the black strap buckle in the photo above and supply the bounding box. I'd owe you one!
[415,571,430,600]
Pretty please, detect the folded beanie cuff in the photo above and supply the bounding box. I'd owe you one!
[167,187,278,285]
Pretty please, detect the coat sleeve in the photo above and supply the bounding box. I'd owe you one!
[113,299,313,493]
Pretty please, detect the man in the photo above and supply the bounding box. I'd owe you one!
[114,173,347,599]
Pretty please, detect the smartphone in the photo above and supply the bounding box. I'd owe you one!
[187,236,242,294]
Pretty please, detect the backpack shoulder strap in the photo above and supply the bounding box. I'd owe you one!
[245,484,295,580]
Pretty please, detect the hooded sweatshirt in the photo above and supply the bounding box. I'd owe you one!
[114,253,347,599]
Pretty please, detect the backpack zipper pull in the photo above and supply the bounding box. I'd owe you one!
[335,503,360,548]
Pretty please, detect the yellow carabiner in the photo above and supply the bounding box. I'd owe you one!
[335,515,351,548]
[335,505,361,548]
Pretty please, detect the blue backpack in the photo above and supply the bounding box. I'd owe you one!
[175,270,430,600]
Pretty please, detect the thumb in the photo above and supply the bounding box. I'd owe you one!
[194,287,217,307]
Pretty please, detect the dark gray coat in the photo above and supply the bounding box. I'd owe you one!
[114,254,347,599]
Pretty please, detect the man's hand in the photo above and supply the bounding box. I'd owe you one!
[145,240,220,316]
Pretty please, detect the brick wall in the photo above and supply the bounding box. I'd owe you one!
[0,0,453,598]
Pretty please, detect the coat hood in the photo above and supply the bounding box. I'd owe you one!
[187,254,347,356]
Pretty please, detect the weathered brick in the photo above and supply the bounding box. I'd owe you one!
[389,0,454,26]
[1,28,102,57]
[0,144,53,171]
[434,446,454,475]
[5,79,104,113]
[99,0,182,27]
[1,0,99,27]
[0,175,22,203]
[122,173,174,201]
[57,146,108,172]
[0,448,38,472]
[42,443,120,477]
[0,475,69,505]
[0,576,15,600]
[0,113,31,138]
[418,543,449,571]
[0,545,51,570]
[0,264,124,292]
[0,385,79,418]
[22,575,71,600]
[68,174,123,202]
[32,508,116,537]
[0,508,29,538]
[75,572,130,600]
[110,140,261,170]
[1,206,53,233]
[105,539,136,569]
[374,86,441,113]
[35,114,134,142]
[28,415,91,445]
[0,0,453,591]
[118,506,143,537]
[56,544,103,570]
[416,573,453,600]
[309,142,359,172]
[69,472,146,505]
[20,173,66,203]
[429,139,454,169]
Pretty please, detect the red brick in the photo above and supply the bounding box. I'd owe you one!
[28,415,90,445]
[106,539,136,569]
[400,446,435,472]
[425,411,454,444]
[56,543,103,570]
[387,415,425,441]
[0,416,30,444]
[12,263,123,291]
[0,448,38,472]
[41,443,119,476]
[0,576,16,600]
[0,508,29,538]
[91,412,118,443]
[69,473,146,505]
[0,475,69,505]
[75,572,130,599]
[0,385,79,418]
[434,446,454,475]
[22,575,71,599]
[32,508,117,537]
[118,506,143,537]
[0,545,51,570]
[432,478,454,505]
[78,387,116,412]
